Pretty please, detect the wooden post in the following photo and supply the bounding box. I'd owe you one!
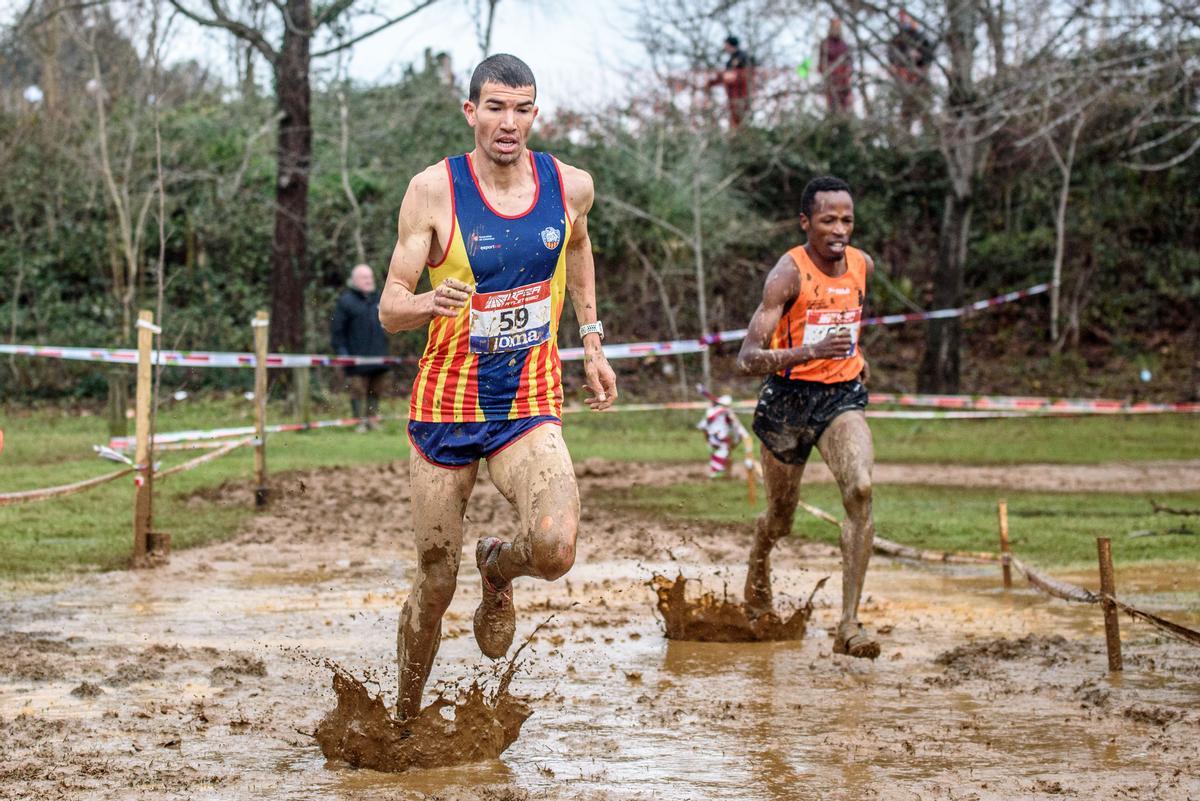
[294,366,312,426]
[1096,537,1122,672]
[253,311,270,507]
[132,310,156,563]
[997,499,1012,589]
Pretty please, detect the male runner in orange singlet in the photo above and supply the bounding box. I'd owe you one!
[379,54,618,719]
[736,176,880,659]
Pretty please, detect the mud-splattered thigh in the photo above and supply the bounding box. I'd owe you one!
[487,424,580,567]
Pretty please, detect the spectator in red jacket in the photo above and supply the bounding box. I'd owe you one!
[819,18,853,115]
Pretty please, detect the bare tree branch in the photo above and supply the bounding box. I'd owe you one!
[310,0,439,58]
[1124,134,1200,171]
[167,0,279,63]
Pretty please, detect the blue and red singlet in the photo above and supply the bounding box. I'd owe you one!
[407,151,572,467]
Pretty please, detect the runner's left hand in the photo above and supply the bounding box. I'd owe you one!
[583,350,617,411]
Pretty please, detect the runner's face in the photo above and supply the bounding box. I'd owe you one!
[464,83,538,166]
[801,191,854,261]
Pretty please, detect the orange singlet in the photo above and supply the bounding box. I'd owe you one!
[769,244,867,383]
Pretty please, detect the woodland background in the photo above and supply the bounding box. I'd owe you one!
[1,0,1197,422]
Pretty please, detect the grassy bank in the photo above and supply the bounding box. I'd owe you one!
[603,479,1200,568]
[1,399,1197,580]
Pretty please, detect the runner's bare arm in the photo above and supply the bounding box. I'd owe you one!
[560,162,617,411]
[378,166,471,334]
[735,253,853,375]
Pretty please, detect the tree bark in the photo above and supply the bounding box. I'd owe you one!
[919,190,971,393]
[918,0,978,393]
[269,0,313,353]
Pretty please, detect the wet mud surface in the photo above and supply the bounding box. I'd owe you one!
[1,459,1198,801]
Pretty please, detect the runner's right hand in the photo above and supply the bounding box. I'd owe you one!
[808,329,854,360]
[429,279,472,318]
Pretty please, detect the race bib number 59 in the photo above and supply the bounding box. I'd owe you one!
[469,279,553,354]
[801,307,862,359]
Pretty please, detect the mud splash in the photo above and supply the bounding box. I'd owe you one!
[650,573,827,642]
[315,660,532,772]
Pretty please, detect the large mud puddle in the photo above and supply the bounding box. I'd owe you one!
[1,460,1198,801]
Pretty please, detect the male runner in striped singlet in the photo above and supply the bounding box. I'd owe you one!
[379,54,617,720]
[736,176,881,659]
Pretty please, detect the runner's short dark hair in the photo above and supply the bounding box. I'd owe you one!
[725,35,740,47]
[469,54,537,104]
[801,176,853,219]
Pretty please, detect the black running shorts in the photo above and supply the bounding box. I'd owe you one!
[752,375,868,465]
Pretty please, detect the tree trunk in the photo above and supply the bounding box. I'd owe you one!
[1191,316,1200,402]
[691,169,711,388]
[918,191,971,393]
[918,0,979,394]
[269,0,313,353]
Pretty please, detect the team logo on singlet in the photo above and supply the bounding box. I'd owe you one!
[539,226,561,250]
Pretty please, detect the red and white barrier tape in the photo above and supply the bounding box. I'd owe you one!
[869,392,1200,414]
[1,283,1050,368]
[560,283,1051,360]
[0,344,413,369]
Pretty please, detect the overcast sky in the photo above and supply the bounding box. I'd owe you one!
[157,1,652,116]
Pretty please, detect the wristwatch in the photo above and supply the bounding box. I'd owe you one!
[579,321,605,341]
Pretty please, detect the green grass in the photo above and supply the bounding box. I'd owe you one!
[864,413,1199,464]
[604,479,1200,567]
[1,400,1197,580]
[566,409,1200,465]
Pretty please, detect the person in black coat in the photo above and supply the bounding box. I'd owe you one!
[331,264,390,430]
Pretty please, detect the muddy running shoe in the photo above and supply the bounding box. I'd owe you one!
[473,537,516,659]
[833,622,881,660]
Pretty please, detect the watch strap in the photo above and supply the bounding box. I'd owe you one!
[579,321,605,340]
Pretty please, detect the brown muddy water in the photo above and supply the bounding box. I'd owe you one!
[1,461,1198,801]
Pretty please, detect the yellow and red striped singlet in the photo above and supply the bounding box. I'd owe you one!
[409,151,571,423]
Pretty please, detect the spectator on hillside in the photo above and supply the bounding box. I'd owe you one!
[331,264,390,431]
[888,9,934,132]
[708,35,755,128]
[819,17,854,115]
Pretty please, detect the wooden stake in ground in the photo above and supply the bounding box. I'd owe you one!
[132,310,158,563]
[253,311,270,507]
[1096,537,1123,672]
[997,499,1012,589]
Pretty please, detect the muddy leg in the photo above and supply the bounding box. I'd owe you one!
[486,424,580,584]
[745,446,805,613]
[815,411,877,653]
[396,454,478,720]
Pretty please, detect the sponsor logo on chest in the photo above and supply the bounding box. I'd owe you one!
[479,283,550,311]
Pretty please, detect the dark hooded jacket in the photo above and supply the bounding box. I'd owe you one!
[330,286,389,376]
